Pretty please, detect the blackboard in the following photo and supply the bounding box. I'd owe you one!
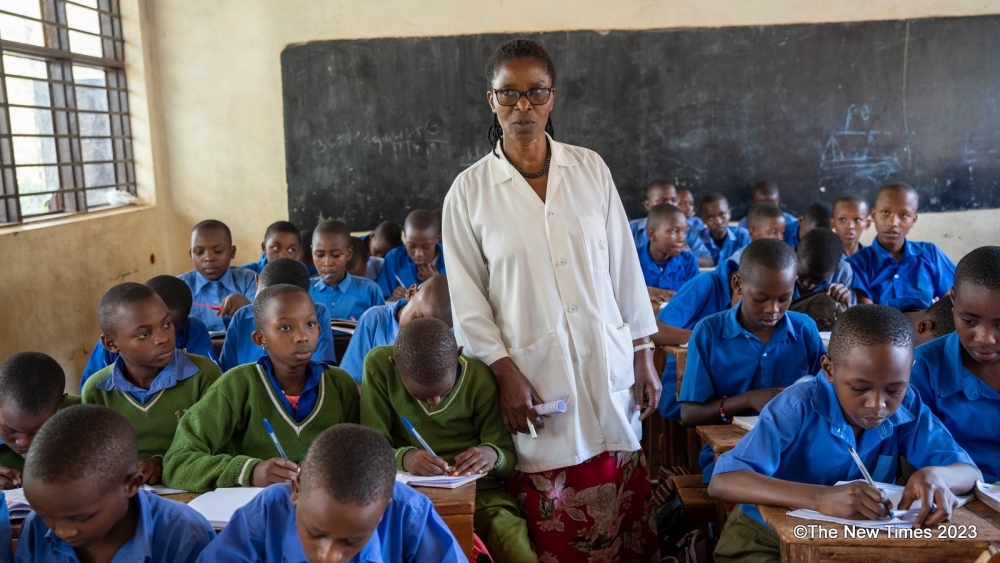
[282,16,1000,230]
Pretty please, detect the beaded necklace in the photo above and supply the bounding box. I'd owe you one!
[504,138,551,179]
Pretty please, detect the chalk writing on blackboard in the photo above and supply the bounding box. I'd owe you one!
[820,104,901,187]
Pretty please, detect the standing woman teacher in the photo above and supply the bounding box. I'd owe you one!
[442,40,661,561]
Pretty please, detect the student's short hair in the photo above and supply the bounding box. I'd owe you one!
[347,236,369,272]
[925,294,955,338]
[802,202,833,227]
[314,219,351,244]
[98,282,159,335]
[752,181,780,197]
[145,275,193,319]
[372,221,403,248]
[253,284,311,332]
[259,257,310,291]
[833,195,869,212]
[677,187,695,197]
[647,181,676,199]
[24,404,137,489]
[827,304,914,364]
[700,193,728,208]
[738,239,797,279]
[299,424,395,506]
[418,275,452,323]
[796,228,843,277]
[404,210,440,235]
[393,318,458,387]
[954,246,1000,292]
[646,203,685,232]
[0,352,65,415]
[191,219,232,244]
[300,229,314,263]
[876,182,919,205]
[263,221,300,244]
[745,203,784,230]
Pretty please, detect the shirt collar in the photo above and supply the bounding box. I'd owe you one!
[312,273,353,293]
[809,373,916,445]
[192,267,237,295]
[45,491,153,560]
[871,236,913,264]
[719,303,797,343]
[939,332,986,399]
[257,356,325,395]
[488,133,577,186]
[97,349,199,394]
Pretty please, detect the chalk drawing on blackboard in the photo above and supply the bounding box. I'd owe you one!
[820,104,901,187]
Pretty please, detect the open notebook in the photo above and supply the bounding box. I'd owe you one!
[5,488,29,520]
[396,471,484,489]
[187,487,265,527]
[974,481,1000,513]
[788,480,972,529]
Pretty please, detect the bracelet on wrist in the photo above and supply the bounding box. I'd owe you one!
[633,342,655,353]
[719,396,731,424]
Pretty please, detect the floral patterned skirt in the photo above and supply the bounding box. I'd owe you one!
[507,450,660,563]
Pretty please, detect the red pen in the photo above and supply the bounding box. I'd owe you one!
[193,302,222,311]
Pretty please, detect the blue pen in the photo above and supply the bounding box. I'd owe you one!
[401,416,438,457]
[262,418,288,459]
[395,274,407,289]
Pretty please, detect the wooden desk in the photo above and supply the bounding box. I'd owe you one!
[696,425,748,460]
[759,500,1000,562]
[662,345,688,401]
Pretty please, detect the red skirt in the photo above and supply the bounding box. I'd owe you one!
[507,450,660,563]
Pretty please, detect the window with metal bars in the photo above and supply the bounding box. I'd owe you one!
[0,0,134,225]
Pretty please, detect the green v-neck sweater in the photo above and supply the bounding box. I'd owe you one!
[163,362,360,492]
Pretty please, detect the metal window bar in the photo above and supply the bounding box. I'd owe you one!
[0,10,125,44]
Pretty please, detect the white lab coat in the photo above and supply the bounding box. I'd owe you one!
[442,136,657,473]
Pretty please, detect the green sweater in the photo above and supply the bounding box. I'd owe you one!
[163,362,360,492]
[82,354,221,460]
[0,394,82,471]
[360,346,516,491]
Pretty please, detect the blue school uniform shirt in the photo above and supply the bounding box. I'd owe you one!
[376,244,446,299]
[366,255,384,281]
[739,212,799,247]
[847,237,956,310]
[309,274,384,322]
[79,317,216,390]
[241,252,268,275]
[792,260,859,306]
[842,241,866,261]
[16,489,215,563]
[195,481,464,563]
[0,492,10,563]
[629,217,711,261]
[340,299,407,382]
[177,267,257,332]
[219,302,336,372]
[680,305,825,480]
[699,226,751,265]
[258,356,325,422]
[638,243,699,291]
[910,331,1000,483]
[714,373,975,527]
[96,349,200,403]
[655,260,739,419]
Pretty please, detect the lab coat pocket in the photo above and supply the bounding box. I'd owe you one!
[507,333,573,402]
[577,216,610,273]
[602,321,635,392]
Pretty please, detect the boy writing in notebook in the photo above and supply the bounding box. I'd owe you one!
[793,228,855,305]
[0,352,77,489]
[698,193,750,265]
[361,318,535,563]
[340,274,452,382]
[178,219,257,332]
[241,220,301,274]
[848,182,956,309]
[219,258,336,371]
[17,405,215,563]
[709,305,981,562]
[164,284,359,492]
[830,194,870,258]
[738,181,800,247]
[377,210,447,300]
[309,220,384,321]
[910,246,1000,483]
[680,239,825,481]
[196,424,464,563]
[639,203,699,309]
[82,282,223,485]
[81,275,216,388]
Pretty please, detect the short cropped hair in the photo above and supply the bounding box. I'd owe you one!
[925,294,955,338]
[191,219,232,244]
[263,221,300,244]
[646,203,685,232]
[145,275,193,319]
[797,228,844,278]
[419,275,452,324]
[404,210,440,235]
[802,202,833,227]
[700,193,728,208]
[0,352,65,414]
[955,246,1000,292]
[98,282,158,335]
[833,195,868,211]
[877,182,919,204]
[347,236,369,272]
[393,318,458,386]
[253,284,311,332]
[299,424,396,506]
[372,221,403,248]
[259,257,310,291]
[647,181,676,199]
[738,238,797,279]
[745,203,784,230]
[828,304,914,364]
[752,181,779,197]
[24,404,137,489]
[314,219,351,243]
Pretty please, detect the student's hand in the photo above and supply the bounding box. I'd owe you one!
[403,450,450,476]
[0,467,21,490]
[816,481,891,520]
[416,262,439,282]
[250,458,300,487]
[137,457,162,486]
[899,468,958,527]
[647,287,675,307]
[826,283,851,305]
[451,446,498,477]
[745,387,784,412]
[632,349,662,422]
[219,294,251,317]
[388,285,408,302]
[490,357,545,435]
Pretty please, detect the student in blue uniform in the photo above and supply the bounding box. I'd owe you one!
[639,203,699,309]
[910,246,1000,483]
[178,220,257,332]
[629,181,676,246]
[676,187,714,267]
[680,239,825,481]
[241,221,301,275]
[903,294,955,346]
[848,182,956,310]
[377,210,447,300]
[830,195,870,259]
[797,202,832,243]
[196,424,464,563]
[16,405,215,563]
[725,203,786,267]
[737,181,800,247]
[340,275,452,382]
[220,258,336,371]
[309,220,384,321]
[793,228,855,305]
[346,236,371,279]
[699,193,751,265]
[709,305,981,563]
[81,275,216,388]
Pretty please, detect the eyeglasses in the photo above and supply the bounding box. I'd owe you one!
[492,88,554,107]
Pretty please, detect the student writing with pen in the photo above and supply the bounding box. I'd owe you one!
[377,210,447,301]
